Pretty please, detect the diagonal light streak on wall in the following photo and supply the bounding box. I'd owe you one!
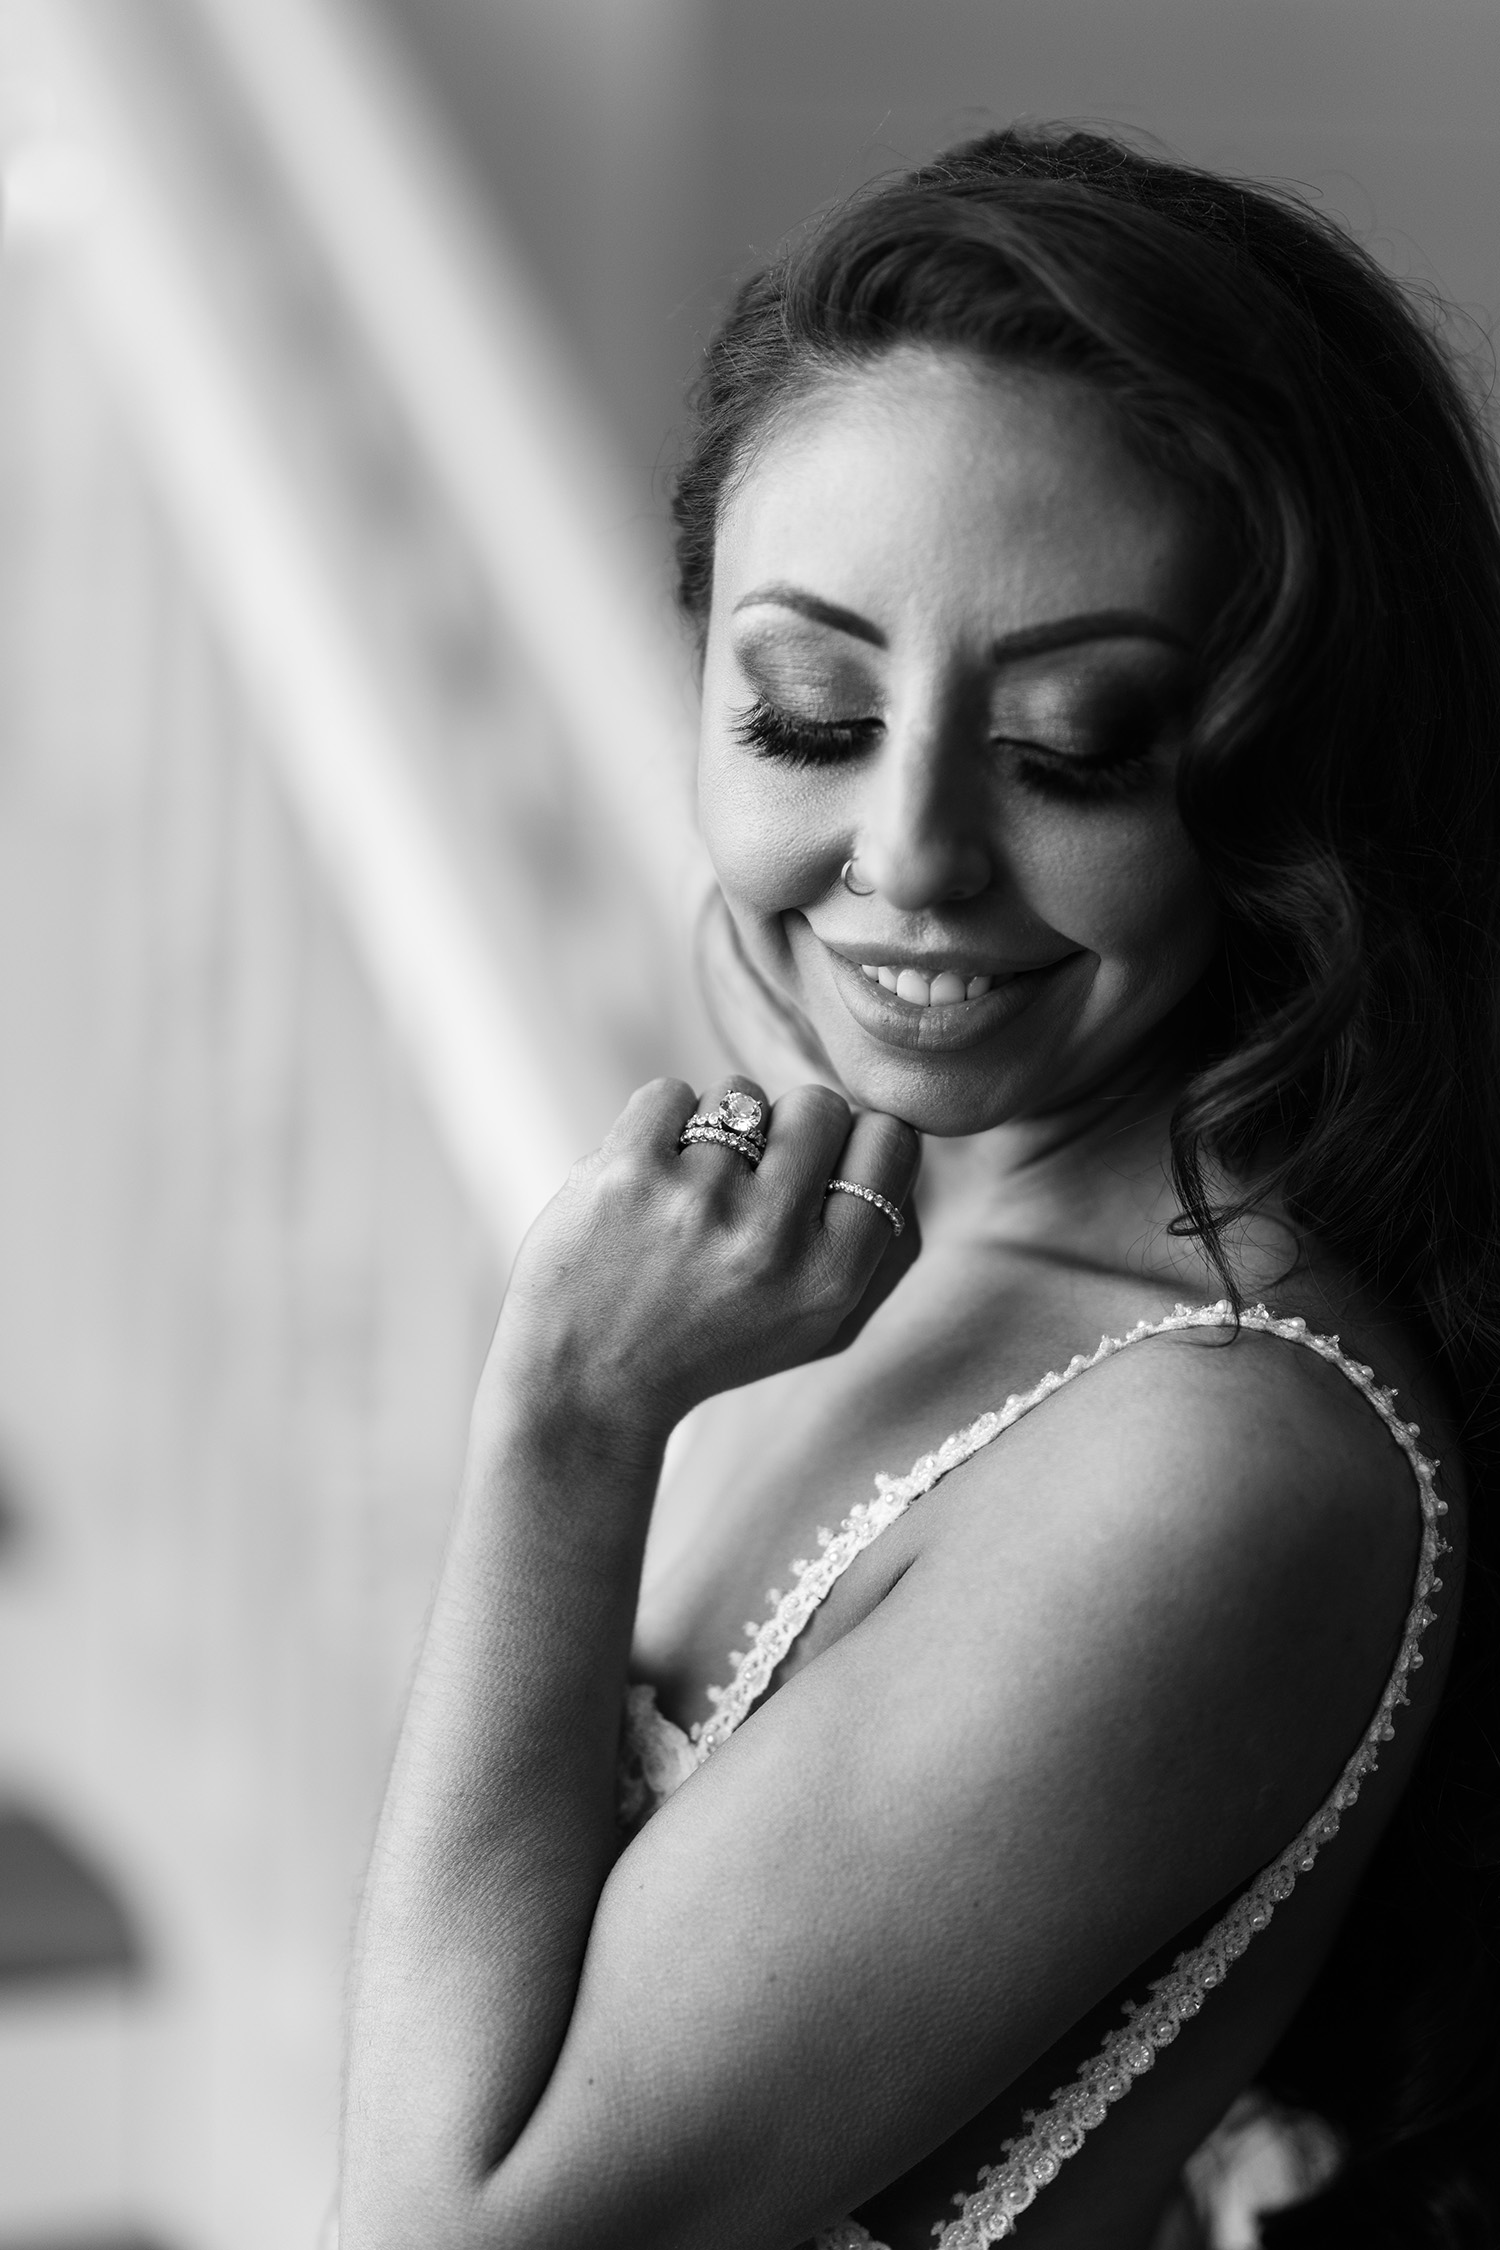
[22,0,704,1257]
[195,0,704,920]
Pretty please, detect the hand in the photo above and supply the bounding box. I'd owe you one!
[482,1076,921,1451]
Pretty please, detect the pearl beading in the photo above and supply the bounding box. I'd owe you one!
[682,1302,1446,2250]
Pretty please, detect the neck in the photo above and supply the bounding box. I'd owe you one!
[916,1050,1305,1304]
[927,1038,1182,1211]
[917,1034,1261,1303]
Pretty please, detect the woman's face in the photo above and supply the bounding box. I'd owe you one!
[698,349,1224,1135]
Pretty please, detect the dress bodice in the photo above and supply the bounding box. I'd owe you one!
[618,1303,1447,2248]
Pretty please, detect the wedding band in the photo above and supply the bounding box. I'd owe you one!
[679,1121,763,1166]
[825,1177,905,1236]
[678,1090,768,1166]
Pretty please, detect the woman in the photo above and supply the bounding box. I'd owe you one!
[339,130,1500,2248]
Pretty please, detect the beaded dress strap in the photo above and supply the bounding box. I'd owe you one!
[685,1301,1447,2250]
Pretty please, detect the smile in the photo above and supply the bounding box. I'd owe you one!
[811,939,1085,1054]
[859,964,994,1008]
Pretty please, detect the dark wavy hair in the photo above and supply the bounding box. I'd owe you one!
[670,128,1500,2243]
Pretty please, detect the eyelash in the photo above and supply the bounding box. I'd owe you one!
[1012,743,1157,802]
[729,697,1158,801]
[730,699,881,767]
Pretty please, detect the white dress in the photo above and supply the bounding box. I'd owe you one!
[618,1303,1447,2249]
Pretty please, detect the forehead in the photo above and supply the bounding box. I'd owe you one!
[711,349,1210,645]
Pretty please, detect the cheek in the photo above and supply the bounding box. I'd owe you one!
[697,741,837,914]
[1014,802,1217,973]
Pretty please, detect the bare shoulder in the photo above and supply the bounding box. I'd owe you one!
[887,1311,1449,1876]
[940,1311,1433,1593]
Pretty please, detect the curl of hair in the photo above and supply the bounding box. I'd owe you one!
[671,128,1500,2243]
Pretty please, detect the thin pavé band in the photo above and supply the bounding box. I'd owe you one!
[825,1178,905,1236]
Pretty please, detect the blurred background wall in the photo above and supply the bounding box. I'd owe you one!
[0,3,1493,2244]
[374,0,1500,488]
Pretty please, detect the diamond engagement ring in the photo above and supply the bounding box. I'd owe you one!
[678,1089,767,1166]
[825,1177,905,1236]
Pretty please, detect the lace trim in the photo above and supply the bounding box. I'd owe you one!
[676,1302,1444,2250]
[907,1311,1444,2248]
[690,1336,1098,1755]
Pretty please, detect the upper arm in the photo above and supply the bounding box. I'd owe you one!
[482,1332,1424,2249]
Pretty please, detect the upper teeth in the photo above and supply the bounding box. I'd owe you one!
[861,965,994,1006]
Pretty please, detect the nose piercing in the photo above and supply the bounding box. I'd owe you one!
[841,857,876,897]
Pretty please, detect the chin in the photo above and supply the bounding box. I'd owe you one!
[818,1040,1054,1137]
[812,1001,1178,1136]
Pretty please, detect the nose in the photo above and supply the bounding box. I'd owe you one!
[853,717,994,911]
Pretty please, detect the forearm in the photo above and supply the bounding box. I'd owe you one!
[338,1076,915,2244]
[341,1386,664,2243]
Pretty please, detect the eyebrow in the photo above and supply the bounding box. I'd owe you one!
[732,584,1190,661]
[732,583,887,646]
[991,610,1191,663]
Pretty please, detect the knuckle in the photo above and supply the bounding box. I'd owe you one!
[607,1142,656,1189]
[593,1135,676,1214]
[869,1113,920,1171]
[809,1252,861,1317]
[565,1147,607,1189]
[726,1214,791,1283]
[584,1163,645,1228]
[785,1083,851,1134]
[605,1079,689,1152]
[641,1075,696,1116]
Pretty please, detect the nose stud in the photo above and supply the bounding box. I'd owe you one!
[841,857,876,898]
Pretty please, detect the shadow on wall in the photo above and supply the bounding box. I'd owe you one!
[0,1459,166,2250]
[0,1463,23,1566]
[0,1820,174,2250]
[0,1812,139,1989]
[0,1447,138,1987]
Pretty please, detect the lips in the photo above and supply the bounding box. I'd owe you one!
[817,940,1084,1052]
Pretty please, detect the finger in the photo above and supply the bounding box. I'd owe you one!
[607,1078,702,1156]
[814,1197,923,1361]
[754,1083,853,1217]
[821,1110,921,1250]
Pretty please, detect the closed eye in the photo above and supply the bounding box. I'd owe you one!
[997,734,1160,803]
[731,698,883,768]
[731,698,1164,794]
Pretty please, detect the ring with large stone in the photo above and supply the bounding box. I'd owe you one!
[677,1089,767,1166]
